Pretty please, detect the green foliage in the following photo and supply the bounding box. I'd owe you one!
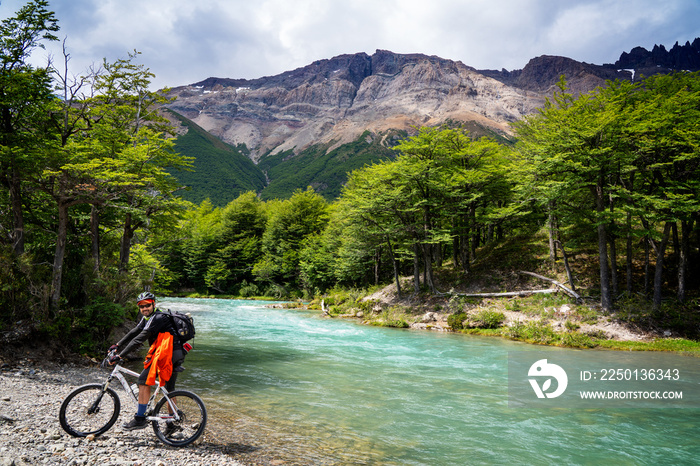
[320,287,367,314]
[559,331,597,348]
[469,310,506,329]
[168,112,266,206]
[238,280,260,298]
[596,338,700,353]
[253,188,330,291]
[71,298,129,354]
[0,245,48,322]
[447,313,468,330]
[258,130,399,201]
[38,298,128,355]
[504,320,558,344]
[372,306,410,328]
[564,320,580,331]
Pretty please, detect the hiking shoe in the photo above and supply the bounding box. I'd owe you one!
[163,421,183,437]
[122,415,148,431]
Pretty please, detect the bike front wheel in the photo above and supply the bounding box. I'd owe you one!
[151,390,207,447]
[59,384,121,437]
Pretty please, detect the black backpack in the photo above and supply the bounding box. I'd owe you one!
[165,310,196,343]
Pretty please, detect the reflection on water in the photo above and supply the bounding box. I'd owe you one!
[164,298,700,465]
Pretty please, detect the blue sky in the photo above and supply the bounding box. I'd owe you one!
[2,0,699,90]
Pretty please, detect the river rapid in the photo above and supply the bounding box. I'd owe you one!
[163,298,700,465]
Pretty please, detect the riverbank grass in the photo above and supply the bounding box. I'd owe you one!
[310,287,700,354]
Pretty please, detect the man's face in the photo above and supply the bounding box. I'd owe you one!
[138,301,155,317]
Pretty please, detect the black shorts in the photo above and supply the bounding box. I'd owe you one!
[137,348,185,392]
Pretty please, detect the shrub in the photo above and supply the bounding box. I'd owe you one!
[505,319,556,344]
[504,320,526,339]
[374,307,410,328]
[506,300,522,312]
[470,310,505,329]
[60,298,129,355]
[564,320,580,331]
[447,312,468,330]
[525,320,557,344]
[238,280,260,297]
[356,299,379,313]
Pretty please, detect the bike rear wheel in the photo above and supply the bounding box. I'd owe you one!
[151,390,207,447]
[59,384,121,437]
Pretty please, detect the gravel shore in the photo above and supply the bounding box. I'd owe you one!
[0,359,246,466]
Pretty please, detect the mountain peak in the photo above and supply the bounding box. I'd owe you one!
[168,50,536,161]
[165,39,699,203]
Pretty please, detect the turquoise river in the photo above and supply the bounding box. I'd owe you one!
[161,298,700,465]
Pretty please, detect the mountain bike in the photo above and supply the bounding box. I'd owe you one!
[59,351,207,447]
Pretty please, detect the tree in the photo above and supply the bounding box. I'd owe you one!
[513,78,635,312]
[622,72,700,308]
[338,126,516,296]
[515,73,700,312]
[0,0,58,255]
[205,192,267,293]
[88,52,190,275]
[340,158,419,296]
[253,188,329,295]
[38,50,191,310]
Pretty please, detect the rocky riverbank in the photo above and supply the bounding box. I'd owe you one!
[0,359,245,466]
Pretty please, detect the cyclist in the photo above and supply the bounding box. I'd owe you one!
[108,291,189,432]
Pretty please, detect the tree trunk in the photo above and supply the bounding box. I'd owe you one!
[9,167,24,255]
[90,204,101,273]
[452,234,460,269]
[461,211,471,273]
[119,212,134,272]
[422,243,437,294]
[644,236,650,296]
[460,233,470,274]
[435,242,443,268]
[50,202,69,311]
[554,240,576,292]
[609,229,618,299]
[385,239,402,299]
[626,211,633,295]
[548,202,557,263]
[671,222,680,267]
[413,242,421,293]
[652,222,672,311]
[677,219,692,303]
[595,184,612,312]
[469,203,477,261]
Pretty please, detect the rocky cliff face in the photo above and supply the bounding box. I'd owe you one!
[165,41,696,163]
[166,50,548,162]
[615,38,700,75]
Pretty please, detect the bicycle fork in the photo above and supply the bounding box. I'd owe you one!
[87,377,114,415]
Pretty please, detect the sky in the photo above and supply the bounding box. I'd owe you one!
[3,0,700,90]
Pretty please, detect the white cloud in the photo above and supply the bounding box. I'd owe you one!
[1,0,698,89]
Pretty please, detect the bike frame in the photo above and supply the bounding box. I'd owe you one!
[103,362,181,423]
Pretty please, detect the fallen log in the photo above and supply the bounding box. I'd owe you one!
[449,288,559,298]
[519,271,581,301]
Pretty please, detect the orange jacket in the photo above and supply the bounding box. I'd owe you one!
[144,332,173,385]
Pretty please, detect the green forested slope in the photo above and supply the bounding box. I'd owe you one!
[257,130,402,200]
[168,111,267,206]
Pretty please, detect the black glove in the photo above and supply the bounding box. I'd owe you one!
[109,344,119,352]
[108,353,122,365]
